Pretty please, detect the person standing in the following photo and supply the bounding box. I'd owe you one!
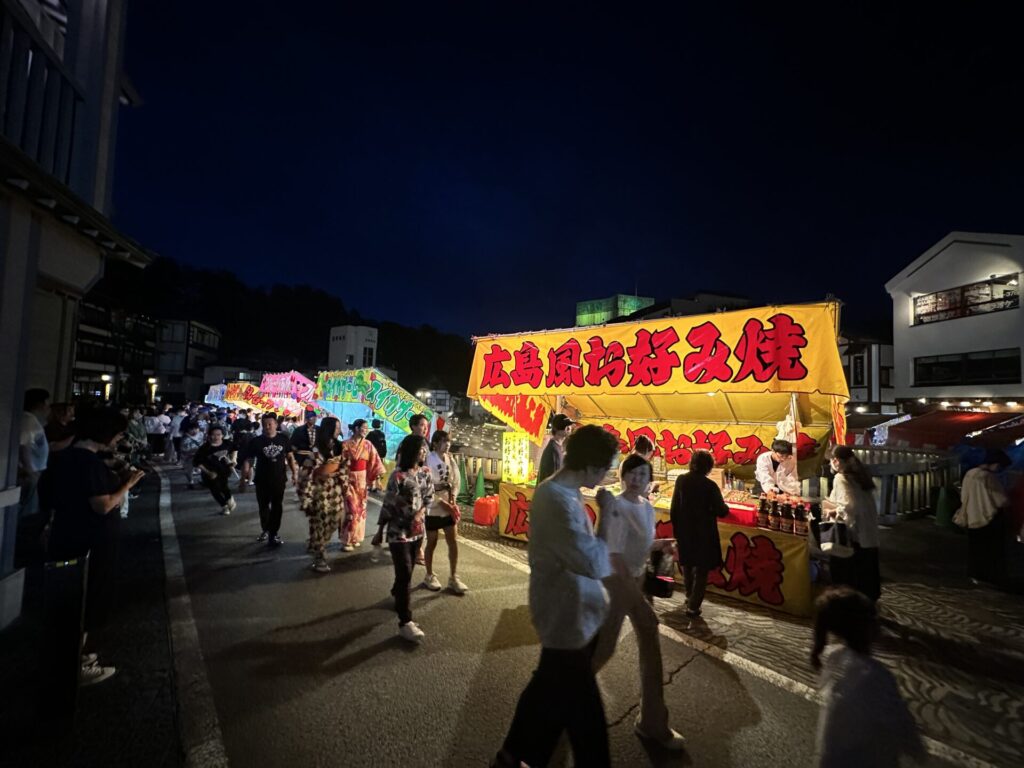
[536,414,574,485]
[379,434,433,643]
[303,417,348,573]
[423,430,468,594]
[167,407,186,465]
[19,388,51,520]
[180,424,204,490]
[592,454,686,750]
[45,403,76,453]
[289,410,319,548]
[670,449,728,618]
[823,446,881,601]
[240,413,291,546]
[41,408,146,685]
[493,425,618,768]
[193,425,237,515]
[754,438,802,495]
[366,419,388,490]
[811,587,925,767]
[339,419,385,551]
[143,408,167,457]
[958,448,1012,587]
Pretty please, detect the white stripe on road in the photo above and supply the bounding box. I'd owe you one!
[463,528,997,768]
[155,466,230,768]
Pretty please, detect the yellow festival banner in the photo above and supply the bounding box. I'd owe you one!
[224,382,280,413]
[468,302,848,444]
[478,394,550,446]
[497,482,812,617]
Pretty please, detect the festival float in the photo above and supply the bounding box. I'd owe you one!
[222,381,283,415]
[466,302,849,616]
[204,383,230,408]
[259,370,324,417]
[312,368,437,459]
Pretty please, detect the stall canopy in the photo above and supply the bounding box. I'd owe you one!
[467,302,849,471]
[313,368,435,459]
[260,371,323,416]
[888,410,1020,450]
[224,381,284,414]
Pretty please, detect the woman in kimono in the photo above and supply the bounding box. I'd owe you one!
[303,417,348,572]
[339,418,385,551]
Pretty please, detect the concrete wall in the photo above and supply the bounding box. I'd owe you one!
[888,236,1024,401]
[328,325,377,370]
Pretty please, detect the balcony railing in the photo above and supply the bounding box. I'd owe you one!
[0,0,85,187]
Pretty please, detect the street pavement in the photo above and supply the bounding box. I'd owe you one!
[164,470,963,768]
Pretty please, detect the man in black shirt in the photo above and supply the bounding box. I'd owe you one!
[193,425,236,515]
[240,413,291,546]
[288,410,318,484]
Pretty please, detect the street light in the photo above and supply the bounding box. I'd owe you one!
[100,374,112,401]
[148,377,158,403]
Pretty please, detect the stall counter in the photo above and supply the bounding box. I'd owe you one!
[496,481,812,617]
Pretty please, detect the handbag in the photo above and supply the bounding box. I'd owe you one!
[643,550,676,599]
[815,520,854,558]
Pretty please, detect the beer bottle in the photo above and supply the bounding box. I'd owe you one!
[794,503,809,536]
[769,499,781,531]
[756,493,770,528]
[780,500,794,534]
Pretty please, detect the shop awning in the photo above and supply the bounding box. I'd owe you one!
[886,411,1018,450]
[467,302,849,466]
[962,415,1024,450]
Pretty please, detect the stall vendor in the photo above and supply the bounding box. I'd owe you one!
[754,439,801,495]
[536,414,574,485]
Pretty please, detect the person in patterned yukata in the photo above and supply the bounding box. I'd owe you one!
[289,409,319,549]
[302,417,348,573]
[379,434,433,643]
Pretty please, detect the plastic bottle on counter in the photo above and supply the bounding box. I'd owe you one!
[769,498,782,531]
[756,493,770,528]
[780,500,794,534]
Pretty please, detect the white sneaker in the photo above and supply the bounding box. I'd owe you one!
[221,505,231,515]
[448,575,468,594]
[80,664,116,686]
[340,543,354,552]
[228,497,237,512]
[423,573,442,591]
[398,621,425,643]
[635,721,686,751]
[81,652,98,667]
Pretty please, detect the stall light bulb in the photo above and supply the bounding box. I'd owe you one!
[959,401,972,407]
[706,391,717,397]
[918,398,927,404]
[1008,402,1019,407]
[982,401,993,407]
[940,401,951,407]
[855,406,867,413]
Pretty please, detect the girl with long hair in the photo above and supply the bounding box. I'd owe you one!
[339,418,385,551]
[302,417,348,573]
[823,445,881,601]
[810,587,923,767]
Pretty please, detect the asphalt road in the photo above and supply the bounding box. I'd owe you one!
[165,474,908,768]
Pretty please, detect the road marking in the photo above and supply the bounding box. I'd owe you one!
[155,466,230,768]
[464,528,997,768]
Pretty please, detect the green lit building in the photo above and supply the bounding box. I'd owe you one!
[575,294,656,326]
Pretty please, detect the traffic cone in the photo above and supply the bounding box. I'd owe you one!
[474,466,486,500]
[458,455,469,501]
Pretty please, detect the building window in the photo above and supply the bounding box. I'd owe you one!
[345,354,354,366]
[879,367,892,388]
[914,348,1021,386]
[912,274,1019,325]
[161,323,186,342]
[852,356,865,386]
[363,346,375,367]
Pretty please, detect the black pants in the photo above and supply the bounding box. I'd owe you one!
[502,638,610,768]
[968,512,1006,585]
[681,563,709,611]
[831,544,881,601]
[389,538,423,625]
[255,477,285,535]
[203,470,233,507]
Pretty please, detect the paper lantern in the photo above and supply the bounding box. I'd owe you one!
[502,430,532,484]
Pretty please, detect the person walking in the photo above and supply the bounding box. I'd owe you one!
[670,449,728,617]
[302,417,348,573]
[240,413,291,546]
[593,454,686,750]
[811,587,925,767]
[41,408,146,685]
[406,413,431,564]
[536,413,574,485]
[193,425,237,515]
[958,448,1012,587]
[339,419,385,551]
[143,408,167,457]
[422,430,468,594]
[180,424,204,489]
[366,419,388,490]
[167,407,186,465]
[379,434,433,643]
[289,409,319,548]
[493,425,618,768]
[823,445,881,601]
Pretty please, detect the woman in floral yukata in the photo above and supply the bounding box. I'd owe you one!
[339,418,385,551]
[302,417,348,573]
[379,434,433,643]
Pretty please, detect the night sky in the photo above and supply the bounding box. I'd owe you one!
[112,4,1024,339]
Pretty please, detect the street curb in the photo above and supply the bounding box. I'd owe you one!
[155,466,230,768]
[463,528,997,768]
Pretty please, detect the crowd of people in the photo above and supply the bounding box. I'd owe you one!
[18,388,1022,766]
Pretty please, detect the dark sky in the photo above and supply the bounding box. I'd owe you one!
[112,3,1024,339]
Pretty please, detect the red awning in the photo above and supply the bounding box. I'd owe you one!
[886,411,1018,450]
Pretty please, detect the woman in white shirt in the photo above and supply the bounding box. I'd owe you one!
[592,454,685,751]
[422,430,467,595]
[823,446,880,601]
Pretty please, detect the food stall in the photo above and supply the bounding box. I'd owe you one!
[223,381,282,414]
[313,368,436,459]
[259,371,325,417]
[467,302,849,616]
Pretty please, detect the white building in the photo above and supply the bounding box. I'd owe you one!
[416,388,453,412]
[328,325,377,370]
[838,334,896,414]
[885,232,1024,408]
